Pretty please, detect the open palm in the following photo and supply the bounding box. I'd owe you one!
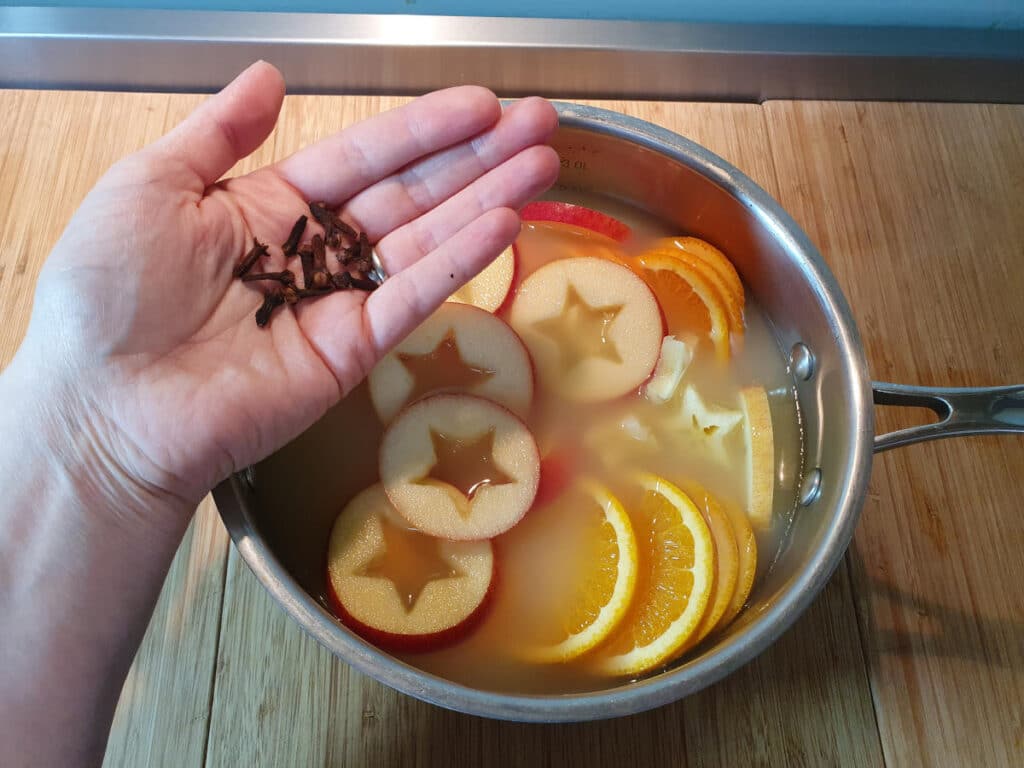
[27,63,559,505]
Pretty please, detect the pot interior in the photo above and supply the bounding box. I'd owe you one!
[226,105,871,716]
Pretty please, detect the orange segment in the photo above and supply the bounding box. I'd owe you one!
[740,386,775,529]
[634,252,731,363]
[596,473,714,676]
[529,479,638,662]
[648,239,745,343]
[682,490,739,649]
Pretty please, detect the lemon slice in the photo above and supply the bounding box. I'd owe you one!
[740,386,774,529]
[596,473,715,676]
[531,479,638,662]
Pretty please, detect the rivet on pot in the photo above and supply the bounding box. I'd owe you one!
[799,468,822,506]
[790,343,815,381]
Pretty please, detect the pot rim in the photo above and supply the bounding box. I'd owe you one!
[213,102,874,722]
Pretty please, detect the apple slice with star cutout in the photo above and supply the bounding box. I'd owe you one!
[369,302,533,424]
[509,256,663,402]
[447,245,515,312]
[327,483,495,651]
[380,394,541,540]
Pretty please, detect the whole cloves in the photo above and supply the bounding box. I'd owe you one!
[233,237,269,278]
[255,290,286,327]
[241,270,295,285]
[239,203,384,327]
[297,244,315,288]
[309,201,357,249]
[281,215,307,257]
[349,275,380,292]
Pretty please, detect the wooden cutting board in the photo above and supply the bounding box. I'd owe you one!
[0,90,1021,767]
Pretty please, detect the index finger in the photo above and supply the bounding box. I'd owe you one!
[273,86,501,205]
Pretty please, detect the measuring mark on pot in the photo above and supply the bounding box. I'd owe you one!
[799,468,822,506]
[790,343,816,381]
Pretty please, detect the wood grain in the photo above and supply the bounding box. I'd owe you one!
[762,100,1024,767]
[103,497,228,768]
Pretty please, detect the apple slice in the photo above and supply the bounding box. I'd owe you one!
[327,483,494,652]
[369,302,533,423]
[740,386,774,529]
[521,201,631,242]
[380,394,541,539]
[447,245,515,313]
[508,256,663,402]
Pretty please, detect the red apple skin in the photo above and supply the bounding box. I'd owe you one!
[325,564,496,654]
[520,201,632,242]
[532,448,577,510]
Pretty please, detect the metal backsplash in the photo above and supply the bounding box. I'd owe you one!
[1,7,1022,101]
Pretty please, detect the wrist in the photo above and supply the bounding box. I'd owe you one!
[0,352,192,533]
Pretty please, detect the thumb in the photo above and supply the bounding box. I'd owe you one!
[152,60,285,188]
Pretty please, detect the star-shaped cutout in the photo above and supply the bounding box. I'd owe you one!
[666,386,743,462]
[358,514,462,612]
[398,329,495,403]
[416,428,514,513]
[532,285,624,372]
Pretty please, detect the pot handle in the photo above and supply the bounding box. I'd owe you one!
[872,382,1024,453]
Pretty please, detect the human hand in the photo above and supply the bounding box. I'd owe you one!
[13,62,560,513]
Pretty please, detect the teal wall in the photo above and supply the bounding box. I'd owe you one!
[6,0,1024,29]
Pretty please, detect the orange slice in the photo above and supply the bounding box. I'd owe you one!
[596,473,714,676]
[681,489,739,650]
[634,252,731,363]
[648,239,744,343]
[718,497,757,629]
[529,479,638,662]
[740,386,775,529]
[668,236,745,309]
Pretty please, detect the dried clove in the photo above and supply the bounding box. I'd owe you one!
[241,270,295,285]
[233,237,269,278]
[297,244,315,288]
[309,234,332,289]
[353,231,373,271]
[311,234,327,271]
[281,215,308,257]
[309,201,357,249]
[255,290,286,327]
[349,275,380,292]
[337,242,358,265]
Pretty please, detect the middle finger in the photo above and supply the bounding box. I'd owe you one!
[342,97,557,241]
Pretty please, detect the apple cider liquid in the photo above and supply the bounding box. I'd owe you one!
[254,193,803,694]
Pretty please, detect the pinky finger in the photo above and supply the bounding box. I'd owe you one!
[363,207,520,355]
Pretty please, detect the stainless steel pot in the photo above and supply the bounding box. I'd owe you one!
[213,103,1024,722]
